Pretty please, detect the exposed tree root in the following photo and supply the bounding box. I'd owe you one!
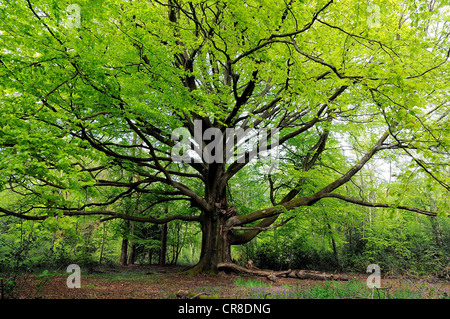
[176,290,216,299]
[218,261,351,282]
[182,261,218,277]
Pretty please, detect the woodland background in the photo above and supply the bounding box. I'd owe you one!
[0,0,450,299]
[2,166,449,275]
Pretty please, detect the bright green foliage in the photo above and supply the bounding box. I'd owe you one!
[0,0,449,273]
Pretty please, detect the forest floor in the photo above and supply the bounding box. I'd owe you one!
[9,264,450,299]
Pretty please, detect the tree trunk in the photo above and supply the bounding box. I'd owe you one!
[119,238,128,266]
[128,241,135,265]
[99,223,106,265]
[171,223,180,264]
[128,221,136,265]
[185,164,234,275]
[148,249,154,265]
[159,223,167,266]
[186,210,232,275]
[327,222,339,264]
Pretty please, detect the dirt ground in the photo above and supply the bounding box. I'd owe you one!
[10,264,450,299]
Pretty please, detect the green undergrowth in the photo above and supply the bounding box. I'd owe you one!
[237,278,450,299]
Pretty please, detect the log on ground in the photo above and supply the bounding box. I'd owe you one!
[218,262,351,281]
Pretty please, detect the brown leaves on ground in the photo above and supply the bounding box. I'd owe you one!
[10,265,450,299]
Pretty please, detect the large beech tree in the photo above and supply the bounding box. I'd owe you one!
[0,0,449,273]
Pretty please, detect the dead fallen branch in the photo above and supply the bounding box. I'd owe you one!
[218,262,351,282]
[289,269,350,281]
[176,290,211,299]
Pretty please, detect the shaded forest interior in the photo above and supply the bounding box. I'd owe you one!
[1,206,449,276]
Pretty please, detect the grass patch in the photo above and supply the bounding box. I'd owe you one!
[233,277,273,288]
[242,279,450,299]
[83,283,97,289]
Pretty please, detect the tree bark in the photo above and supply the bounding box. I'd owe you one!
[128,221,136,265]
[119,237,128,266]
[186,208,233,275]
[99,223,106,265]
[128,242,135,265]
[159,223,167,266]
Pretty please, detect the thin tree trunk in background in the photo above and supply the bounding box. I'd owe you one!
[172,223,181,264]
[159,222,168,266]
[149,249,154,265]
[126,132,139,266]
[49,189,62,257]
[72,219,79,256]
[120,237,128,266]
[49,219,56,257]
[174,223,188,265]
[99,223,106,265]
[128,221,136,265]
[323,210,338,264]
[128,243,135,265]
[327,222,338,263]
[190,243,195,264]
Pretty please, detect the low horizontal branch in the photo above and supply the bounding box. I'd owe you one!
[0,207,46,221]
[321,193,439,217]
[64,210,201,224]
[0,206,200,224]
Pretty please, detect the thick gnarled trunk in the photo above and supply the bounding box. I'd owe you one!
[184,161,236,274]
[187,210,232,275]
